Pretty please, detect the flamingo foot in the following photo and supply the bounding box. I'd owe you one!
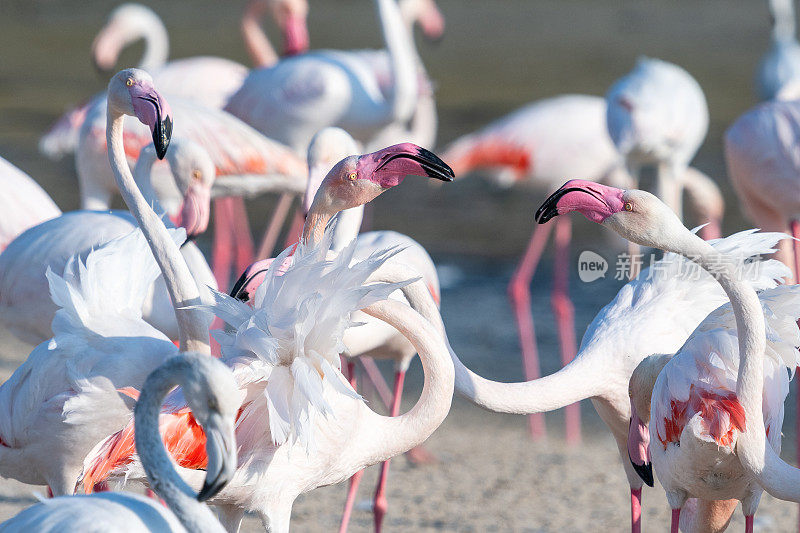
[630,488,642,533]
[405,444,437,465]
[373,491,387,533]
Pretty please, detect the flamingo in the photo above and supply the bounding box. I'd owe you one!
[537,179,800,533]
[75,87,306,287]
[606,57,709,223]
[229,128,445,532]
[756,0,800,101]
[82,142,455,533]
[39,0,308,160]
[0,138,216,346]
[0,156,61,252]
[441,93,724,443]
[0,353,239,533]
[224,0,419,155]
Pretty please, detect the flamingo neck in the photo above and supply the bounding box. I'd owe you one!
[107,112,210,354]
[357,299,453,464]
[134,357,224,533]
[137,16,169,72]
[132,148,166,216]
[330,207,365,252]
[375,0,418,123]
[241,1,279,67]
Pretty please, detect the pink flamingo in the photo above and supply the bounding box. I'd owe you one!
[541,179,800,533]
[0,137,216,346]
[0,352,239,533]
[229,128,445,532]
[442,94,724,443]
[83,142,455,533]
[0,156,61,252]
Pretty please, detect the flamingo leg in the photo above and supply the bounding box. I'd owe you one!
[631,488,642,533]
[745,514,754,533]
[507,222,553,440]
[212,197,235,288]
[256,193,294,260]
[551,216,580,445]
[358,357,394,411]
[373,370,405,533]
[339,359,363,533]
[671,508,681,533]
[230,197,255,276]
[284,208,305,249]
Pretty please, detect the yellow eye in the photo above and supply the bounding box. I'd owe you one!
[126,78,133,87]
[624,202,633,212]
[192,169,202,182]
[348,172,357,181]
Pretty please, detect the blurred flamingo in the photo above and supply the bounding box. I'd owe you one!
[756,0,800,101]
[83,142,455,533]
[0,156,61,252]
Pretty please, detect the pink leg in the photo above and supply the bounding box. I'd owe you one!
[339,359,363,533]
[745,514,754,533]
[631,488,642,533]
[284,208,305,249]
[230,197,255,276]
[359,357,394,412]
[698,217,721,241]
[373,371,405,533]
[46,486,53,498]
[671,508,680,533]
[551,216,580,445]
[256,193,294,260]
[212,197,235,288]
[507,222,553,440]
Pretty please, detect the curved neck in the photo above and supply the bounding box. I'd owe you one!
[374,0,418,123]
[241,1,279,67]
[135,358,224,533]
[132,149,165,215]
[772,0,797,42]
[331,207,365,252]
[406,91,437,148]
[138,18,169,72]
[356,299,453,463]
[367,262,605,413]
[107,112,210,353]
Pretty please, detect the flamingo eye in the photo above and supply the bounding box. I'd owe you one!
[624,202,633,212]
[126,78,133,87]
[348,172,357,181]
[192,170,202,182]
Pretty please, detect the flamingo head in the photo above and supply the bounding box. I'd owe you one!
[229,259,274,304]
[403,0,445,42]
[269,0,309,56]
[167,353,239,502]
[166,139,214,237]
[303,128,361,215]
[307,143,454,216]
[108,69,173,159]
[536,179,684,251]
[92,4,162,73]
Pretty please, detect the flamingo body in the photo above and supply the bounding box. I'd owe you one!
[0,157,61,252]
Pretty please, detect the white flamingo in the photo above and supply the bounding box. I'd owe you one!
[606,57,709,220]
[82,141,455,533]
[540,179,800,532]
[230,128,445,532]
[0,138,216,346]
[224,0,419,154]
[0,156,61,252]
[0,353,239,533]
[756,0,800,101]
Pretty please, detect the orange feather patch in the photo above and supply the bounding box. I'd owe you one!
[658,386,747,449]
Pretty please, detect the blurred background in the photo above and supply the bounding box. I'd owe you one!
[0,1,795,531]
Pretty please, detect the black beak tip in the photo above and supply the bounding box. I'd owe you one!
[153,116,173,160]
[197,476,226,502]
[417,147,455,182]
[629,453,654,487]
[229,270,250,301]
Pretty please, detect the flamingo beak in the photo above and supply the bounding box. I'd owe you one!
[229,261,272,303]
[91,24,120,74]
[171,183,211,238]
[627,401,654,487]
[282,13,309,56]
[130,85,173,160]
[197,415,236,502]
[360,143,455,188]
[536,180,626,224]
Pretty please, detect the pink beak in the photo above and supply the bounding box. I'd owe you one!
[355,143,455,188]
[170,183,211,238]
[627,399,654,487]
[282,13,309,56]
[129,83,173,159]
[536,179,626,224]
[419,4,445,41]
[229,255,292,303]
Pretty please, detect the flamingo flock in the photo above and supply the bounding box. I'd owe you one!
[2,1,800,532]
